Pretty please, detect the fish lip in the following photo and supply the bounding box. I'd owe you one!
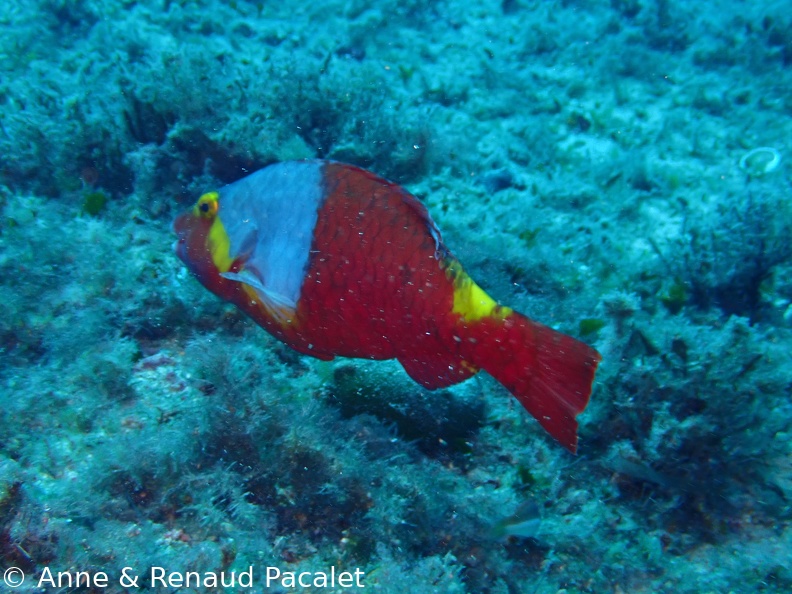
[173,235,186,260]
[172,213,190,258]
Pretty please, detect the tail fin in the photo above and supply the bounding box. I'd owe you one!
[463,312,601,453]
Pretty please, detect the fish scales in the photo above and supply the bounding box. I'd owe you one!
[174,159,600,452]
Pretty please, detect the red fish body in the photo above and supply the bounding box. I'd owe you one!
[174,160,600,452]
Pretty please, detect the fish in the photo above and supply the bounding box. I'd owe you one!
[492,500,542,539]
[173,160,601,452]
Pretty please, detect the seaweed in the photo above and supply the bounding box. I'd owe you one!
[82,190,108,216]
[325,362,485,460]
[123,95,175,146]
[685,192,792,322]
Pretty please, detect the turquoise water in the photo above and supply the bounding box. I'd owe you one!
[1,1,790,592]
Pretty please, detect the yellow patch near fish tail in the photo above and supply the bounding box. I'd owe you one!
[444,259,512,322]
[440,258,512,376]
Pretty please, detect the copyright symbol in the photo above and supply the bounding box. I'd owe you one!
[3,566,25,587]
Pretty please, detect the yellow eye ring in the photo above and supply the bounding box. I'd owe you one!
[195,192,220,218]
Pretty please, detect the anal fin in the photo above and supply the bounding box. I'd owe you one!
[398,348,478,390]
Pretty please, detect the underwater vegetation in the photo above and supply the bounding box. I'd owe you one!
[1,0,791,592]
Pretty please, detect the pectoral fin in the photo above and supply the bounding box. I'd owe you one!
[220,268,297,325]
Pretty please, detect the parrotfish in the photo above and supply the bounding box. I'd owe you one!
[174,160,601,452]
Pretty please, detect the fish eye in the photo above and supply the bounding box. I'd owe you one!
[195,192,220,218]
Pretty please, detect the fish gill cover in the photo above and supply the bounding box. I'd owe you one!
[0,1,791,593]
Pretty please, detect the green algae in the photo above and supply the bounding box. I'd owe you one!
[82,191,108,217]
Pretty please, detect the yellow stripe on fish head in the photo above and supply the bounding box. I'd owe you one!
[445,260,512,322]
[194,191,233,273]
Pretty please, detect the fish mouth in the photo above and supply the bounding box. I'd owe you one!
[172,212,191,261]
